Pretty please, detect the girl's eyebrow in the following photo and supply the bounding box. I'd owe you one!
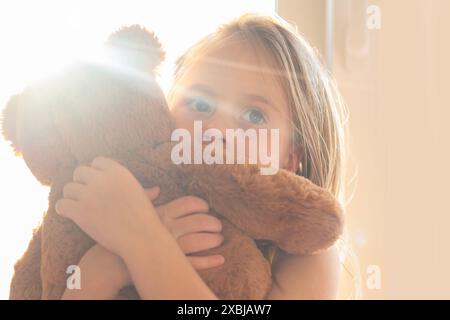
[187,83,217,97]
[243,93,281,113]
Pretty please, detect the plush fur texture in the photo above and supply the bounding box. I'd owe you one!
[1,25,344,300]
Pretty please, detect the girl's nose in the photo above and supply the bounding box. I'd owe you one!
[203,109,237,141]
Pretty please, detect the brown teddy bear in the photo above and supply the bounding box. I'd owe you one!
[1,25,344,300]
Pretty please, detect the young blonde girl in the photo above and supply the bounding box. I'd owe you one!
[57,14,349,299]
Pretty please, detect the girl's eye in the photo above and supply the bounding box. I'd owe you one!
[241,109,267,125]
[185,97,214,113]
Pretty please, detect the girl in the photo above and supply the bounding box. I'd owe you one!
[57,14,348,300]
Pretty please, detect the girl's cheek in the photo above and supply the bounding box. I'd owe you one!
[171,104,190,126]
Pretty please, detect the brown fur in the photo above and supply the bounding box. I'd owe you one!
[1,25,344,300]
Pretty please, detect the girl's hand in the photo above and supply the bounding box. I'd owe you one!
[62,244,130,300]
[55,157,158,257]
[145,187,226,270]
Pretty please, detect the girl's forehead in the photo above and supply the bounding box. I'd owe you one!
[181,41,286,100]
[207,40,280,74]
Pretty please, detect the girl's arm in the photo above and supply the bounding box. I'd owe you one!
[57,160,225,299]
[266,246,340,300]
[123,221,340,300]
[62,216,220,300]
[61,244,130,300]
[61,221,220,300]
[122,218,218,300]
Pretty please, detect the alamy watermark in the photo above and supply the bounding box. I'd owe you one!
[366,264,382,290]
[170,121,280,175]
[66,265,81,290]
[367,4,381,30]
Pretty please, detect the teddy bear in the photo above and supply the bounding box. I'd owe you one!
[1,25,344,300]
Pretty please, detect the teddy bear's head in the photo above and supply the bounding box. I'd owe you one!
[1,25,173,186]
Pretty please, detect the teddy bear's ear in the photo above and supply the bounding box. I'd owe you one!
[1,94,21,156]
[105,25,165,75]
[1,90,73,186]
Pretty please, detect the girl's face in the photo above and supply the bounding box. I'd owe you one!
[169,41,299,172]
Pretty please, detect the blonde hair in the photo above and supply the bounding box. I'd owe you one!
[168,13,349,204]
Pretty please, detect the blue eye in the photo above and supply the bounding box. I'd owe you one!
[185,97,214,113]
[242,109,266,125]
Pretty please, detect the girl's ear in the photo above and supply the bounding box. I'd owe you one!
[284,148,302,174]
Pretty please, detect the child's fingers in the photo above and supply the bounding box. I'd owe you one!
[144,186,160,201]
[178,232,224,254]
[171,213,222,238]
[91,156,118,171]
[158,196,209,219]
[187,255,225,270]
[55,198,79,219]
[73,165,99,184]
[63,182,84,200]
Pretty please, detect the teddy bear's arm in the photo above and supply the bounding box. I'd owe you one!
[184,164,344,255]
[9,225,43,300]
